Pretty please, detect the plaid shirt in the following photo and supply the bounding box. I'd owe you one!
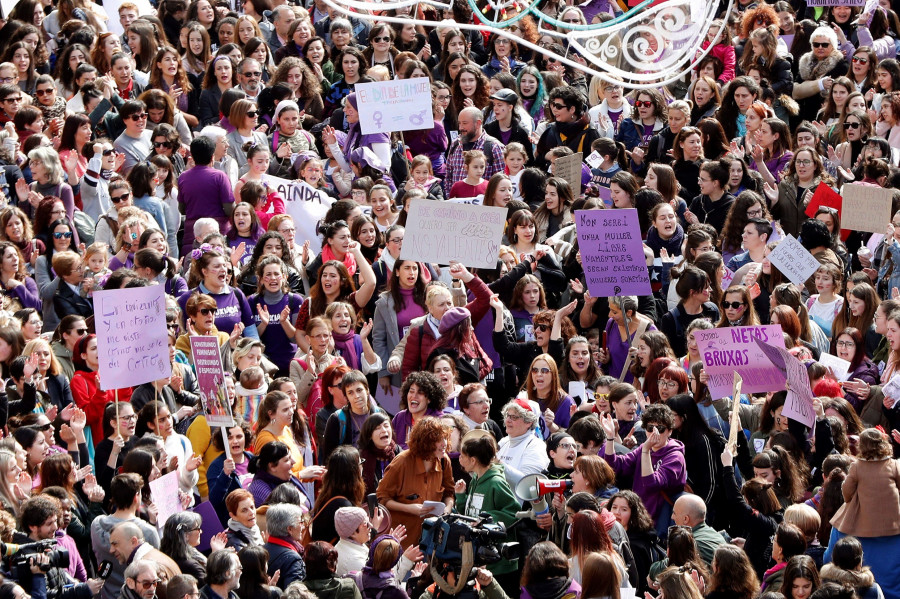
[443,131,506,197]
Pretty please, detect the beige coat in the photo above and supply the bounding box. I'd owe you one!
[830,457,900,537]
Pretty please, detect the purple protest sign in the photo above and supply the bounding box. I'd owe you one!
[754,338,815,427]
[695,325,786,399]
[189,336,234,427]
[575,209,651,297]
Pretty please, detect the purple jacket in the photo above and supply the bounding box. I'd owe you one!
[603,439,687,520]
[843,358,880,411]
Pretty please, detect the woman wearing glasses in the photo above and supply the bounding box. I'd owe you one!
[716,286,760,328]
[792,26,849,122]
[518,354,574,440]
[767,148,835,237]
[93,402,137,489]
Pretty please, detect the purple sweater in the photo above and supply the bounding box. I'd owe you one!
[604,318,658,384]
[603,439,687,521]
[178,165,235,256]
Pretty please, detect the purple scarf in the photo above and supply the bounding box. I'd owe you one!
[332,330,361,371]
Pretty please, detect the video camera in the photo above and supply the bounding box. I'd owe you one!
[12,539,69,574]
[419,513,516,567]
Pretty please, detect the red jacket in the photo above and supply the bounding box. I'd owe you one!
[401,276,492,378]
[70,370,128,446]
[700,41,736,85]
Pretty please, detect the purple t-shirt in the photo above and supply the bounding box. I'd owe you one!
[641,123,655,146]
[249,292,303,371]
[178,166,235,255]
[608,109,623,133]
[178,284,255,334]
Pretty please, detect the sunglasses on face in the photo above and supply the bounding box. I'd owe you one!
[372,36,391,43]
[852,56,869,64]
[53,232,72,240]
[102,149,116,156]
[812,42,831,48]
[551,102,568,110]
[35,88,54,96]
[198,308,215,316]
[531,367,551,375]
[534,323,550,332]
[722,301,744,310]
[110,193,130,203]
[73,327,88,335]
[634,100,654,108]
[128,113,148,121]
[246,111,258,118]
[134,579,161,590]
[844,121,861,129]
[242,71,262,78]
[153,141,168,148]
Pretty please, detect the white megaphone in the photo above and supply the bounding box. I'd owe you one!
[514,474,572,520]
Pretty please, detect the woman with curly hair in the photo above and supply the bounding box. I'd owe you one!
[377,417,454,548]
[392,371,446,450]
[270,57,324,123]
[718,191,769,263]
[607,490,662,593]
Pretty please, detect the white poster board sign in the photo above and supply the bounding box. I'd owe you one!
[401,199,506,269]
[268,175,333,255]
[767,234,820,286]
[103,0,155,35]
[356,78,433,135]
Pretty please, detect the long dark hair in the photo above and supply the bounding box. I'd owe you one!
[666,394,721,448]
[387,259,427,313]
[236,546,274,599]
[313,446,365,513]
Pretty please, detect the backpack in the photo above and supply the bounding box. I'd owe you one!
[73,210,96,245]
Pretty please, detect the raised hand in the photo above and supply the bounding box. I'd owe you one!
[210,531,228,552]
[360,319,374,339]
[257,303,270,323]
[600,413,617,438]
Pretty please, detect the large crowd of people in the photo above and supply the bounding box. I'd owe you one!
[0,1,895,599]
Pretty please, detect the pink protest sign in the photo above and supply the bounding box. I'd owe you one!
[754,338,815,427]
[149,470,181,529]
[695,325,786,399]
[189,336,234,427]
[95,286,171,390]
[575,209,651,297]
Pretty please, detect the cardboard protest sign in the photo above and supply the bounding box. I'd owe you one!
[554,152,583,195]
[189,336,234,427]
[767,234,821,287]
[754,339,816,427]
[149,471,181,529]
[575,209,651,297]
[695,325,786,399]
[401,199,506,269]
[356,78,433,135]
[268,175,333,255]
[840,184,894,233]
[95,286,171,391]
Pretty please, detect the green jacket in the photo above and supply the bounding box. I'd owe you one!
[455,464,520,575]
[303,576,362,599]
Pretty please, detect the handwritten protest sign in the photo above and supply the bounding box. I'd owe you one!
[575,209,650,297]
[268,175,333,255]
[401,199,506,268]
[883,375,900,408]
[721,266,735,290]
[554,152,583,195]
[356,78,433,135]
[806,0,864,5]
[755,339,815,427]
[767,234,820,287]
[819,352,851,382]
[447,196,484,205]
[841,184,894,233]
[95,286,170,391]
[695,325,786,399]
[189,336,233,428]
[149,471,181,529]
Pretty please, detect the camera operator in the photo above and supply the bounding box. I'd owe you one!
[14,495,102,599]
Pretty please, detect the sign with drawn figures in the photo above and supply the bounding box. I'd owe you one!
[95,285,171,391]
[356,78,434,135]
[189,336,234,428]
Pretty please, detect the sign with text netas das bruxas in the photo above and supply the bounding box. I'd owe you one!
[401,199,506,269]
[95,285,171,391]
[575,209,651,297]
[695,324,786,400]
[356,78,434,135]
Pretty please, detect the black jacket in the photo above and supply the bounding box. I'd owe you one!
[53,281,92,319]
[484,118,535,165]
